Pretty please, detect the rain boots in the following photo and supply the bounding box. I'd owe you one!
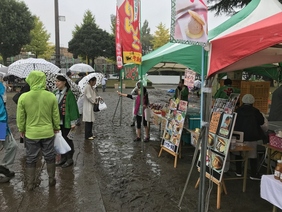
[47,163,56,186]
[26,167,36,191]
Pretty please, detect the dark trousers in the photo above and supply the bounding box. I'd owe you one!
[25,136,56,167]
[60,125,74,160]
[236,155,258,176]
[85,122,93,139]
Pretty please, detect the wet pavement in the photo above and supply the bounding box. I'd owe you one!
[0,88,279,212]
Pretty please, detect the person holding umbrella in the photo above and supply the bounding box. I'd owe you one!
[82,77,97,140]
[54,75,80,168]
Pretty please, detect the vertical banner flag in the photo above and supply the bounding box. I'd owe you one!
[116,0,142,66]
[170,0,208,46]
[115,3,123,69]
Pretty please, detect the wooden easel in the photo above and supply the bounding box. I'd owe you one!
[158,143,182,168]
[195,170,227,209]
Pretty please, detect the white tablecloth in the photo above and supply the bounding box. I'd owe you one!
[261,175,282,210]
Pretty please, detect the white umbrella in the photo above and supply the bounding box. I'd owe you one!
[0,67,8,73]
[78,73,104,95]
[0,71,6,77]
[8,58,60,78]
[43,71,81,100]
[69,63,95,73]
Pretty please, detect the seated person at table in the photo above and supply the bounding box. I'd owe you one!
[234,94,264,180]
[174,79,189,102]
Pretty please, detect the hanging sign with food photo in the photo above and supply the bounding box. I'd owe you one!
[170,0,208,46]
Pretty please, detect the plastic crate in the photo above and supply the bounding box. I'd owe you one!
[269,134,282,150]
[182,131,191,144]
[187,113,201,130]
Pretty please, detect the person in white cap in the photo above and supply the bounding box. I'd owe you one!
[233,94,265,180]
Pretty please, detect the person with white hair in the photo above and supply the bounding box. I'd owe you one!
[233,94,265,180]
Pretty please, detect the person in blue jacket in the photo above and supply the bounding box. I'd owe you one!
[0,83,18,183]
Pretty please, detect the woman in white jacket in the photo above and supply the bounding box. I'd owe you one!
[82,77,97,140]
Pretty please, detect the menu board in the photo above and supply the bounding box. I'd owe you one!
[197,96,238,181]
[212,93,240,114]
[161,109,186,153]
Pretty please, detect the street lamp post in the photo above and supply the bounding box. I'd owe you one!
[54,0,60,68]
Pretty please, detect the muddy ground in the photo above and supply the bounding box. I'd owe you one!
[0,88,278,212]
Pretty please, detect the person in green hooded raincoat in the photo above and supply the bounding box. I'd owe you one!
[16,71,60,191]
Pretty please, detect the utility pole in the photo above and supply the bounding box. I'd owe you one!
[54,0,60,68]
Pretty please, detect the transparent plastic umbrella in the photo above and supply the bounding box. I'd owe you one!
[69,63,95,73]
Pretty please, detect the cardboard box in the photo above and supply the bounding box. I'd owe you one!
[114,84,126,89]
[269,134,282,150]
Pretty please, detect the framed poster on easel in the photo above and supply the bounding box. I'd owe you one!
[197,93,240,182]
[158,99,188,168]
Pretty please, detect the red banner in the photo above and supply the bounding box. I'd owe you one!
[116,0,142,65]
[115,4,123,69]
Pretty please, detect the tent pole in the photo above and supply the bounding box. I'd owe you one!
[119,69,123,126]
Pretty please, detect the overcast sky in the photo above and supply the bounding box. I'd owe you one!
[21,0,229,48]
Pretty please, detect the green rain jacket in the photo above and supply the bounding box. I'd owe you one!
[17,71,60,139]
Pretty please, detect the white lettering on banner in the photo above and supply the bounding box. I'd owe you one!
[163,140,175,152]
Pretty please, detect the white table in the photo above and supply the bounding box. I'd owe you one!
[261,175,282,212]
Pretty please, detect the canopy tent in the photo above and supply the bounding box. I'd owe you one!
[130,42,202,75]
[207,0,282,77]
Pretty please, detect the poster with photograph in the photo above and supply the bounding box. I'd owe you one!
[178,100,188,112]
[218,113,234,138]
[197,111,237,182]
[223,93,240,114]
[209,112,222,134]
[212,98,228,113]
[170,0,208,46]
[169,99,178,110]
[161,109,186,153]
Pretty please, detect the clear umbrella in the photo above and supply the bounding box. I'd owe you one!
[8,58,60,78]
[69,63,95,73]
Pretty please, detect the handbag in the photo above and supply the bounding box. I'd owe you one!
[99,99,107,111]
[54,131,71,154]
[93,102,100,112]
[12,92,21,104]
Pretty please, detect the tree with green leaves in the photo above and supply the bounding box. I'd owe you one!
[68,10,114,66]
[141,20,153,55]
[23,16,50,58]
[208,0,282,15]
[0,0,34,65]
[151,23,169,50]
[110,14,116,36]
[39,43,55,60]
